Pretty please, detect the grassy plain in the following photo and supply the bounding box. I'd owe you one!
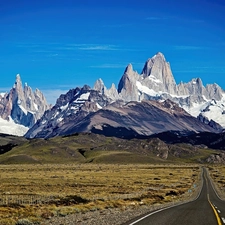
[0,164,201,225]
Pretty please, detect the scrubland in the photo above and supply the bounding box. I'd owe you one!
[208,165,225,199]
[0,164,201,225]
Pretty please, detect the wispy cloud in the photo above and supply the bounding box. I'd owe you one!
[78,45,118,51]
[52,44,119,51]
[146,16,176,21]
[173,45,209,50]
[90,63,125,69]
[16,42,119,52]
[174,66,225,74]
[146,16,166,20]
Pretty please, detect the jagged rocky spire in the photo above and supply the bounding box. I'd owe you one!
[0,74,50,130]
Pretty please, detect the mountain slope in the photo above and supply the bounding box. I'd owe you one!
[25,85,111,138]
[25,91,219,139]
[70,99,219,137]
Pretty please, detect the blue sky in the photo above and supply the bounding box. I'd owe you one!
[0,0,224,104]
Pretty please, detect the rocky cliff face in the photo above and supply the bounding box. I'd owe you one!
[141,52,177,94]
[0,75,49,135]
[206,153,225,164]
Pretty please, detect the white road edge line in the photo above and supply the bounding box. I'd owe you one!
[129,206,174,225]
[129,169,204,225]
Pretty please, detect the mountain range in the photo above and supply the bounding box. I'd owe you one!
[25,52,224,139]
[1,52,225,139]
[95,52,225,127]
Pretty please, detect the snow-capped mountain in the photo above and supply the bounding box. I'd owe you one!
[25,52,225,139]
[95,52,225,128]
[25,85,111,138]
[0,74,49,136]
[25,87,219,139]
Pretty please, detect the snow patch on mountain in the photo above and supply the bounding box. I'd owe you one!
[148,75,162,84]
[136,81,159,96]
[57,117,64,123]
[0,117,29,136]
[19,105,28,115]
[183,101,210,117]
[182,94,225,128]
[200,96,225,127]
[80,92,90,100]
[33,103,38,111]
[96,103,102,109]
[202,105,225,127]
[60,103,69,111]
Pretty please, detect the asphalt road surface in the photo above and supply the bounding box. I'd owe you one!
[126,168,225,225]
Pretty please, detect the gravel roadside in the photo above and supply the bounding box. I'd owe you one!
[43,202,181,225]
[44,205,154,225]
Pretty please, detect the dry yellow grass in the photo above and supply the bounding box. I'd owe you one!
[0,164,201,225]
[207,165,225,199]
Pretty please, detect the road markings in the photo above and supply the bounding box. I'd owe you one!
[129,172,204,225]
[128,207,172,225]
[218,210,221,213]
[207,195,222,225]
[222,218,225,224]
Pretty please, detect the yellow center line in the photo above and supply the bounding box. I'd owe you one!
[204,170,222,225]
[207,195,222,225]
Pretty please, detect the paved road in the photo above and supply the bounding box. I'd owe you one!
[126,168,225,225]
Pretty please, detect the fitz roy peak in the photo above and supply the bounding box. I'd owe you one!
[95,52,225,128]
[0,74,49,136]
[25,52,224,139]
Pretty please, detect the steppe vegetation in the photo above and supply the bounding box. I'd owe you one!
[0,164,201,225]
[208,165,225,199]
[0,133,219,165]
